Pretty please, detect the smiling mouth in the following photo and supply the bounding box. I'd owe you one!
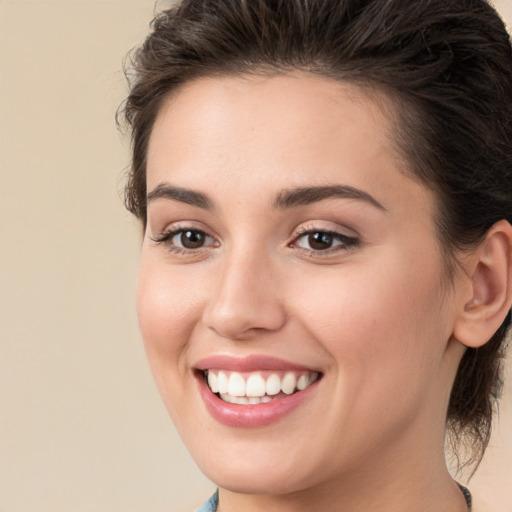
[202,369,320,405]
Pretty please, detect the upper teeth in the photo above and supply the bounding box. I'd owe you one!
[206,370,319,398]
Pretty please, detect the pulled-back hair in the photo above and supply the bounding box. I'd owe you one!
[120,0,512,469]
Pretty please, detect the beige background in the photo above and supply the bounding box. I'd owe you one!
[1,1,511,511]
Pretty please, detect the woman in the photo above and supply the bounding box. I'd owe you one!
[120,0,512,510]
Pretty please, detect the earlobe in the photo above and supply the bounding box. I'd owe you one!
[453,220,512,348]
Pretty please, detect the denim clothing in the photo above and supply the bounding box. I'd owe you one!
[196,490,218,512]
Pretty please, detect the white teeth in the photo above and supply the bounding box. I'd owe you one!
[228,372,246,397]
[266,373,281,396]
[220,393,235,403]
[221,393,274,405]
[206,369,320,404]
[297,374,308,391]
[217,371,229,394]
[207,372,219,393]
[246,374,266,397]
[281,372,296,395]
[222,393,251,405]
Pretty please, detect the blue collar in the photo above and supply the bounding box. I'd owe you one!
[196,490,218,512]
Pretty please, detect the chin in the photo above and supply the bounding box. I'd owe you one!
[186,433,326,496]
[201,461,310,496]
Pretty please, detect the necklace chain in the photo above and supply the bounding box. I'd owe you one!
[458,484,472,512]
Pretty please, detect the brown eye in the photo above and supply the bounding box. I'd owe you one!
[179,230,206,249]
[308,232,334,250]
[151,227,216,253]
[294,229,359,253]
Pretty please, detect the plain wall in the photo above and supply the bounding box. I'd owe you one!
[0,1,511,510]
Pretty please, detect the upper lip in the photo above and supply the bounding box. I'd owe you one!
[195,354,320,373]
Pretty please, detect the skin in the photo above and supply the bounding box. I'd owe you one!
[137,74,473,511]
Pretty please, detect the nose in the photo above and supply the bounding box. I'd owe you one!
[202,250,286,341]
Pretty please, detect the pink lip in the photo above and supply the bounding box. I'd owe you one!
[196,374,320,428]
[194,355,321,428]
[195,354,318,372]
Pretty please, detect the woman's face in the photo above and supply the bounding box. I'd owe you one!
[138,74,462,494]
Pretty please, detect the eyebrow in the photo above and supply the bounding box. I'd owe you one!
[146,183,385,212]
[273,185,386,211]
[147,183,214,210]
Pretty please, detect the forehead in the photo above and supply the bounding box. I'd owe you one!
[149,73,396,161]
[146,73,431,217]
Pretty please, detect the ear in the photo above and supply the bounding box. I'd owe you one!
[453,220,512,348]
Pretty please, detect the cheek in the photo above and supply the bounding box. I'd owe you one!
[135,258,214,435]
[136,259,202,380]
[291,257,450,395]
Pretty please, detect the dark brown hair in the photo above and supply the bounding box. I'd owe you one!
[120,0,512,469]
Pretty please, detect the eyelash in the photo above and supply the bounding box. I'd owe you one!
[150,226,359,256]
[291,226,359,255]
[150,227,215,255]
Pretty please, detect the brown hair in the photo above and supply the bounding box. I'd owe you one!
[120,0,512,469]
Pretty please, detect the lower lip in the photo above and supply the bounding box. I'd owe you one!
[196,373,320,428]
